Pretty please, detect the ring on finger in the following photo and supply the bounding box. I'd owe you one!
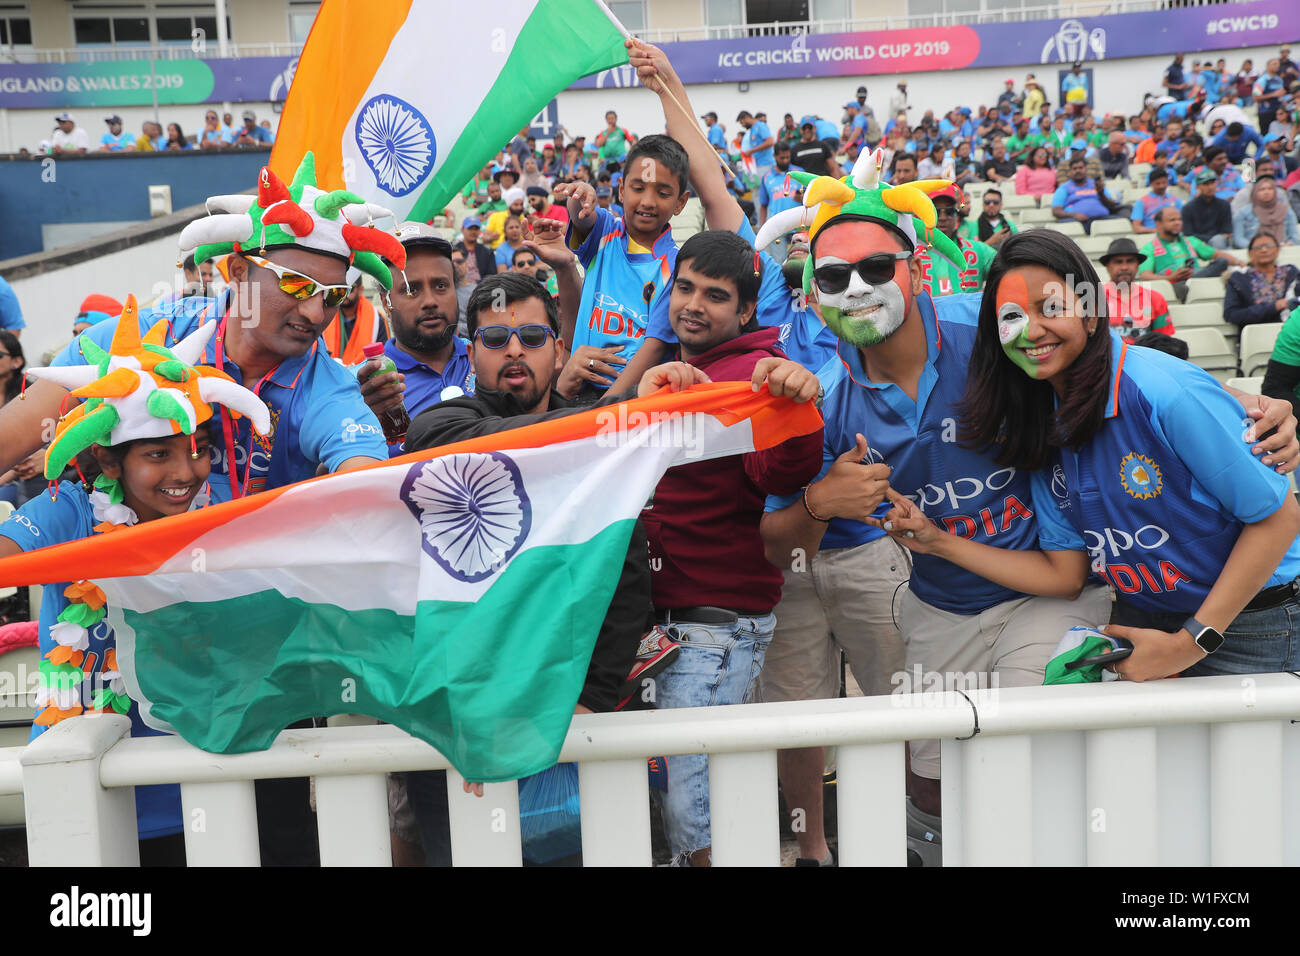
[588,358,595,370]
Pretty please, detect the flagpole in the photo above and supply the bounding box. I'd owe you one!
[591,0,742,187]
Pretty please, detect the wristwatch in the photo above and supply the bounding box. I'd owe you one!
[1183,616,1224,655]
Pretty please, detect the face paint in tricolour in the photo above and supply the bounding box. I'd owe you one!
[996,272,1039,378]
[817,257,908,347]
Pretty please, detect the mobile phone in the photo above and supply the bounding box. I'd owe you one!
[1064,635,1134,670]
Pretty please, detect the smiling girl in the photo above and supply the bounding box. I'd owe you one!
[0,299,268,860]
[874,230,1300,681]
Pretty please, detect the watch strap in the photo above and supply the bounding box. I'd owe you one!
[1183,616,1224,655]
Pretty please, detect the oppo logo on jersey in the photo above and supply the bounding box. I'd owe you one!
[209,441,271,476]
[908,467,1018,512]
[1085,524,1190,597]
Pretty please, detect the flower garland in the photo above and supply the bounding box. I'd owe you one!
[33,475,138,727]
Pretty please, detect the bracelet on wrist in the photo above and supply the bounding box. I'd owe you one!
[802,485,830,523]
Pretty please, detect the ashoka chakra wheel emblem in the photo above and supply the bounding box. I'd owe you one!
[400,452,531,583]
[354,94,436,197]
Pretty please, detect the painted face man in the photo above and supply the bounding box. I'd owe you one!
[811,219,917,347]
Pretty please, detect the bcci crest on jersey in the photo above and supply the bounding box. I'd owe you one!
[1120,452,1162,499]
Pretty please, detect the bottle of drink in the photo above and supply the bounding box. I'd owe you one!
[355,342,410,444]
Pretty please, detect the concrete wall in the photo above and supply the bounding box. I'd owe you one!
[229,0,292,45]
[4,222,197,370]
[554,43,1282,148]
[0,149,266,260]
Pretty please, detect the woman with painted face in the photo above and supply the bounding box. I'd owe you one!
[874,229,1300,681]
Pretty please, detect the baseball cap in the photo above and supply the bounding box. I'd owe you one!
[856,85,868,96]
[800,120,815,130]
[75,294,123,324]
[959,107,972,116]
[1195,168,1218,184]
[595,185,612,198]
[461,217,482,229]
[103,115,122,125]
[394,220,452,254]
[54,112,74,123]
[242,109,256,121]
[701,111,717,120]
[927,184,963,205]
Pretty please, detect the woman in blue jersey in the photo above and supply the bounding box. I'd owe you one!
[874,229,1300,681]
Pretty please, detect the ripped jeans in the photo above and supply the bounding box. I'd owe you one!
[652,611,775,862]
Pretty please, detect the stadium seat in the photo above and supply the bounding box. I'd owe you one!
[1130,163,1151,182]
[1002,192,1037,209]
[1043,220,1085,237]
[1076,235,1114,258]
[1239,322,1283,378]
[1090,218,1132,236]
[1169,302,1225,329]
[1277,246,1300,268]
[1178,328,1237,381]
[1225,376,1263,395]
[1137,279,1177,303]
[1184,276,1225,303]
[1018,206,1054,223]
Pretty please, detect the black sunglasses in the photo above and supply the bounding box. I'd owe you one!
[813,252,911,295]
[474,324,555,349]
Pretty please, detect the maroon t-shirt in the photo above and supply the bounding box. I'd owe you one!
[641,327,824,613]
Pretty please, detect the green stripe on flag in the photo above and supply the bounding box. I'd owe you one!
[408,0,627,221]
[126,520,636,781]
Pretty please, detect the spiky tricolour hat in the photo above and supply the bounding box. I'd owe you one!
[177,151,408,290]
[25,295,271,483]
[752,148,964,290]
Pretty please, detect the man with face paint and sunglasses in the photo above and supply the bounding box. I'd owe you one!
[0,154,396,504]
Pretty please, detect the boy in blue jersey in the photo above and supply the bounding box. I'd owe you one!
[0,153,393,502]
[552,134,690,400]
[757,142,804,226]
[883,230,1300,682]
[0,301,270,865]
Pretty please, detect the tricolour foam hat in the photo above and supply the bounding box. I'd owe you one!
[177,151,406,290]
[752,147,964,294]
[27,295,271,483]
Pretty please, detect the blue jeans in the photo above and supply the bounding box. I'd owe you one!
[653,611,775,861]
[1113,598,1300,676]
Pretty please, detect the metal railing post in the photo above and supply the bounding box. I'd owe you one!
[21,715,138,866]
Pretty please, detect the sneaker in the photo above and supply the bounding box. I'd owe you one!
[615,626,680,710]
[905,797,942,867]
[794,846,837,867]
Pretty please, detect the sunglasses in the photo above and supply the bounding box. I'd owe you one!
[813,251,911,295]
[983,197,1001,205]
[473,324,555,349]
[244,254,352,307]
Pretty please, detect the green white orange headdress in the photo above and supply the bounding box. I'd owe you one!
[752,148,965,290]
[26,295,271,485]
[25,296,270,726]
[177,151,407,290]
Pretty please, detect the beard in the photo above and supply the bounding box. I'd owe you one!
[395,314,456,354]
[819,281,908,347]
[495,362,548,411]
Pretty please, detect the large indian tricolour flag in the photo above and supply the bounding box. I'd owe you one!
[0,387,820,782]
[270,0,630,222]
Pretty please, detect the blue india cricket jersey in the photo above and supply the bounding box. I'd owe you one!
[758,165,805,217]
[814,292,1051,613]
[1031,335,1300,614]
[568,207,677,384]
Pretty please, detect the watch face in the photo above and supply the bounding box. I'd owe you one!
[1194,626,1225,654]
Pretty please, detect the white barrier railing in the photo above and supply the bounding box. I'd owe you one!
[3,673,1298,866]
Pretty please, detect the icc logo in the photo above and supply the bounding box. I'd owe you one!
[1040,19,1106,63]
[1050,464,1069,500]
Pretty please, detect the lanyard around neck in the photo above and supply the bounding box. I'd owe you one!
[214,314,281,499]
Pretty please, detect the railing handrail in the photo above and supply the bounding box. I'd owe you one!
[0,672,1291,794]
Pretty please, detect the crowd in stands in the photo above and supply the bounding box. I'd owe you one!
[38,107,275,155]
[1,37,1300,870]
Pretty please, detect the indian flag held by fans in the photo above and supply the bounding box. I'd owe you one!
[0,386,821,782]
[271,0,631,223]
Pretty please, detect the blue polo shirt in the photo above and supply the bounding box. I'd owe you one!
[51,292,388,501]
[0,482,181,839]
[744,120,775,167]
[385,336,475,456]
[567,207,677,382]
[1032,335,1300,614]
[0,276,24,331]
[1211,127,1264,164]
[1051,179,1114,219]
[758,164,805,216]
[802,292,1052,613]
[814,119,839,142]
[707,124,726,149]
[1181,164,1245,200]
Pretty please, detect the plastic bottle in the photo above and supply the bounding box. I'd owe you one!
[355,342,410,444]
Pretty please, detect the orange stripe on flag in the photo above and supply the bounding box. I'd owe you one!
[269,0,415,190]
[0,385,821,587]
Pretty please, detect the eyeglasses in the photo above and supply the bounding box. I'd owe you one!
[514,259,538,268]
[473,324,555,349]
[813,252,912,295]
[983,197,1001,205]
[243,254,352,307]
